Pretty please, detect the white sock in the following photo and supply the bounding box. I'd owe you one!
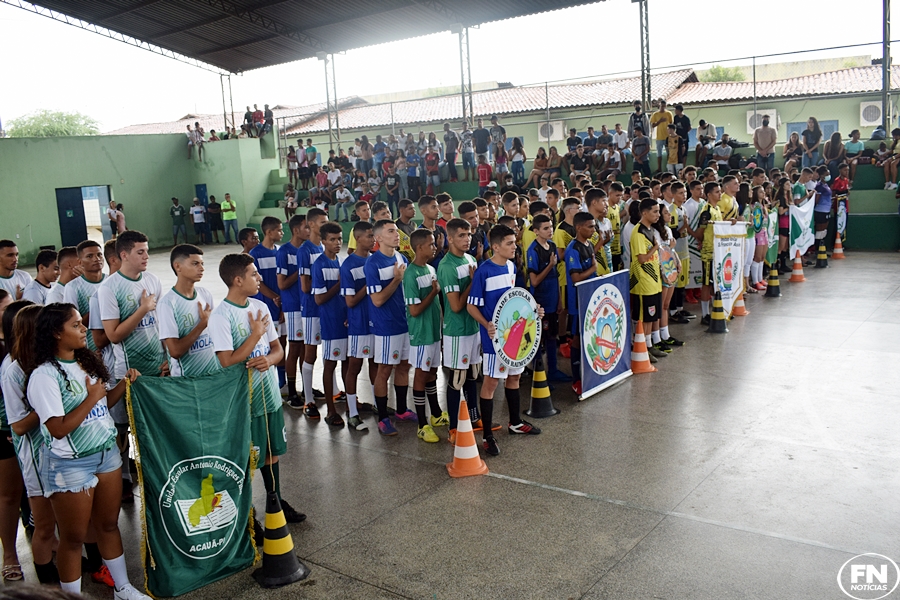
[301,362,315,405]
[60,578,81,594]
[347,393,359,418]
[669,309,677,316]
[651,330,661,345]
[104,554,130,590]
[701,300,710,317]
[660,326,669,340]
[757,261,765,283]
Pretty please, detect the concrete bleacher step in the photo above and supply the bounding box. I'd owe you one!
[851,164,886,190]
[845,190,898,213]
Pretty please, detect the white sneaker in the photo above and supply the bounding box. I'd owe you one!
[114,584,152,600]
[885,183,891,190]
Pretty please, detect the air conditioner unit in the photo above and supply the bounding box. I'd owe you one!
[537,121,565,142]
[746,110,777,135]
[860,101,883,126]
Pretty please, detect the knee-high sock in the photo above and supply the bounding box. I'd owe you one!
[545,337,558,373]
[480,398,494,436]
[394,384,409,414]
[447,386,461,430]
[413,389,427,427]
[301,362,315,405]
[505,387,521,426]
[425,381,441,416]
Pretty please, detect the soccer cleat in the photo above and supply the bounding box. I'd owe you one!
[304,403,321,419]
[429,411,450,427]
[377,418,398,436]
[648,345,668,358]
[547,369,573,382]
[448,429,457,446]
[482,435,500,456]
[648,352,658,364]
[508,420,542,435]
[417,424,440,443]
[113,584,152,600]
[700,315,711,326]
[654,342,673,354]
[572,380,582,395]
[91,565,115,587]
[279,499,307,523]
[347,416,368,431]
[394,410,418,422]
[679,309,695,318]
[664,337,685,347]
[669,313,690,324]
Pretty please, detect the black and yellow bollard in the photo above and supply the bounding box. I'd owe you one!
[252,492,311,588]
[764,265,781,298]
[525,357,559,416]
[814,242,828,268]
[707,291,729,334]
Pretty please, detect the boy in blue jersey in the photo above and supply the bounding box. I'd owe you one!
[249,216,285,387]
[565,212,599,396]
[341,221,377,431]
[298,208,327,418]
[467,224,543,457]
[526,214,569,382]
[277,214,308,407]
[416,195,447,268]
[365,220,415,436]
[311,222,347,427]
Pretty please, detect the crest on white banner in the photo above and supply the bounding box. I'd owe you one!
[712,221,748,318]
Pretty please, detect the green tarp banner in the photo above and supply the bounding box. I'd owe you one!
[766,211,779,265]
[128,365,257,597]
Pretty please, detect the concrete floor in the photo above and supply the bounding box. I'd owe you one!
[8,245,900,599]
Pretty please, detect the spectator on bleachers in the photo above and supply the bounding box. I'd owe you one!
[334,183,354,221]
[783,132,804,174]
[627,101,651,140]
[882,128,900,190]
[822,132,847,180]
[442,123,460,182]
[367,169,382,198]
[844,129,865,182]
[582,126,599,150]
[613,123,630,159]
[525,147,549,188]
[597,142,623,181]
[489,115,507,148]
[284,183,297,222]
[546,146,564,179]
[801,117,822,168]
[460,121,475,181]
[597,125,614,148]
[493,141,509,182]
[395,150,409,200]
[186,125,195,159]
[673,104,691,166]
[252,104,264,136]
[242,106,255,137]
[427,132,442,160]
[568,144,590,185]
[712,134,733,170]
[650,99,674,172]
[694,119,717,167]
[752,114,777,171]
[425,146,441,195]
[374,135,387,178]
[262,104,273,137]
[473,119,491,166]
[632,127,651,177]
[359,135,374,176]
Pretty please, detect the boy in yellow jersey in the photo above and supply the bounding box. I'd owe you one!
[607,182,625,271]
[553,198,580,343]
[696,181,724,325]
[585,188,613,276]
[718,175,740,220]
[668,181,694,324]
[629,198,663,363]
[666,124,682,174]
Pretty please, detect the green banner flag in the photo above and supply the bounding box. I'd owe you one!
[128,365,257,597]
[765,211,779,265]
[789,200,815,257]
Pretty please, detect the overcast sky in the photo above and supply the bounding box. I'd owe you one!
[0,0,895,132]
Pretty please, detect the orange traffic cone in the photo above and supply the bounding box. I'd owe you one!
[447,398,489,478]
[732,294,750,316]
[630,321,657,374]
[832,232,845,259]
[789,251,806,283]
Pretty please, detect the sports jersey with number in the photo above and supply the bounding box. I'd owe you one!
[365,250,408,336]
[275,241,301,314]
[565,239,596,315]
[0,270,32,299]
[629,224,662,296]
[64,275,105,351]
[158,287,219,377]
[1,357,44,472]
[297,240,324,318]
[526,240,559,311]
[699,204,723,261]
[437,251,479,337]
[207,298,280,416]
[468,259,515,354]
[27,360,117,459]
[340,253,371,336]
[404,263,440,346]
[249,244,281,320]
[21,280,51,305]
[98,271,167,376]
[311,254,347,341]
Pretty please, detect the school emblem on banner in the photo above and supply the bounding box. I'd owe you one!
[582,283,627,375]
[712,222,747,318]
[491,288,541,368]
[716,250,735,292]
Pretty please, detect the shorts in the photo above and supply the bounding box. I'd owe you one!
[547,167,562,177]
[285,311,304,342]
[110,220,119,234]
[462,152,475,170]
[483,353,524,380]
[298,167,310,179]
[495,164,509,175]
[251,410,287,465]
[411,341,441,370]
[322,337,348,361]
[172,223,186,237]
[302,316,321,345]
[656,139,667,156]
[630,292,662,323]
[209,214,224,231]
[755,230,768,246]
[814,210,830,225]
[349,334,374,359]
[443,334,482,372]
[0,432,14,460]
[374,333,410,365]
[41,442,121,497]
[701,259,714,286]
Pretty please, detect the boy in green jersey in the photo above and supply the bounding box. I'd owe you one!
[404,229,447,443]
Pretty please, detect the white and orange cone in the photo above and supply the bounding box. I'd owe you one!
[832,232,845,259]
[446,399,489,478]
[630,321,657,374]
[789,251,806,283]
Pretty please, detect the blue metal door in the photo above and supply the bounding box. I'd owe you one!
[55,187,88,247]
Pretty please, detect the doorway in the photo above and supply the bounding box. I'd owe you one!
[55,185,112,247]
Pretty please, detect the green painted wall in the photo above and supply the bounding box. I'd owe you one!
[0,134,280,262]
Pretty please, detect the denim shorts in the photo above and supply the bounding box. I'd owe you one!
[41,442,121,497]
[462,152,475,170]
